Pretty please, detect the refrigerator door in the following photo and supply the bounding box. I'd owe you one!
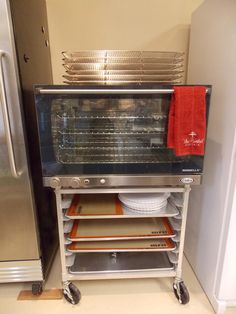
[0,0,39,261]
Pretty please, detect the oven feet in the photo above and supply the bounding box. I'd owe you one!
[173,279,190,304]
[63,281,81,304]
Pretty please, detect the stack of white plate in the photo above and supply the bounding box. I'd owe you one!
[118,193,170,214]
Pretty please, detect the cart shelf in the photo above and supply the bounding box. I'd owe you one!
[69,251,175,275]
[67,238,175,253]
[65,194,179,219]
[68,217,175,242]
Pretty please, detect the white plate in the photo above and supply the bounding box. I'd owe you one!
[122,203,178,216]
[119,196,167,206]
[120,201,167,211]
[123,204,167,214]
[118,193,170,204]
[119,197,167,206]
[120,199,167,209]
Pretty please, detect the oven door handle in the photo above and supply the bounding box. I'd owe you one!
[0,51,20,178]
[36,88,209,95]
[37,88,210,95]
[38,88,175,95]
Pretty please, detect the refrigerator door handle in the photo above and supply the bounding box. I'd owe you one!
[0,50,20,178]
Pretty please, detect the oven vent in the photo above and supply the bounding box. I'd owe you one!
[62,50,184,85]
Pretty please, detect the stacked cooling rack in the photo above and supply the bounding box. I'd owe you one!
[62,50,185,85]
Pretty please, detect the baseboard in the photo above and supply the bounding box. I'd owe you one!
[211,294,227,314]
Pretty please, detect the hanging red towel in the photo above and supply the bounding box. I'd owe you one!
[167,86,206,156]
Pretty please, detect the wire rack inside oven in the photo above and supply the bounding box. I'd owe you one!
[62,50,185,85]
[51,97,187,164]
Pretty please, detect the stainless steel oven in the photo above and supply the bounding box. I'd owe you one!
[34,85,211,188]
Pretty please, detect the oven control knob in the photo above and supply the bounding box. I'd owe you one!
[71,178,81,188]
[84,179,90,185]
[100,178,106,184]
[50,177,61,189]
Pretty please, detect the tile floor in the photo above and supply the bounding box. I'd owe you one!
[0,253,235,314]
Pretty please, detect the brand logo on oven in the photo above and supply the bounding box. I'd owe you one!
[183,132,204,147]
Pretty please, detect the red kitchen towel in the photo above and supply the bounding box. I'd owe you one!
[167,86,206,156]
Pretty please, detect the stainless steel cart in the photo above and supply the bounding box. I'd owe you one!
[54,185,191,305]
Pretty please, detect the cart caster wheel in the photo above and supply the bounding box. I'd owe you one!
[173,281,190,305]
[63,282,81,305]
[32,281,43,296]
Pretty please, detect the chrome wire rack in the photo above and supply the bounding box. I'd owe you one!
[50,94,190,165]
[56,150,185,164]
[62,50,185,85]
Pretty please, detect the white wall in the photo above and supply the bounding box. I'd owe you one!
[217,179,236,301]
[45,0,203,83]
[186,0,236,311]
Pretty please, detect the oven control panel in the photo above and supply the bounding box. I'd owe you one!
[46,175,201,188]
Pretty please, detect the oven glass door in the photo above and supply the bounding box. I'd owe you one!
[35,86,205,176]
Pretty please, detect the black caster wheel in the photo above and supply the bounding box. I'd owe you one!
[63,282,81,305]
[32,281,43,296]
[173,281,190,305]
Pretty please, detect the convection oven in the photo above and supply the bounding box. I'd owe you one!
[34,84,211,189]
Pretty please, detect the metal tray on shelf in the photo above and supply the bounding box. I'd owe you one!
[67,238,175,253]
[65,194,179,219]
[67,217,175,242]
[69,251,174,274]
[169,193,183,207]
[168,217,182,231]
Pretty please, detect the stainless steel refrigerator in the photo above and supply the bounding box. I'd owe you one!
[0,0,57,291]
